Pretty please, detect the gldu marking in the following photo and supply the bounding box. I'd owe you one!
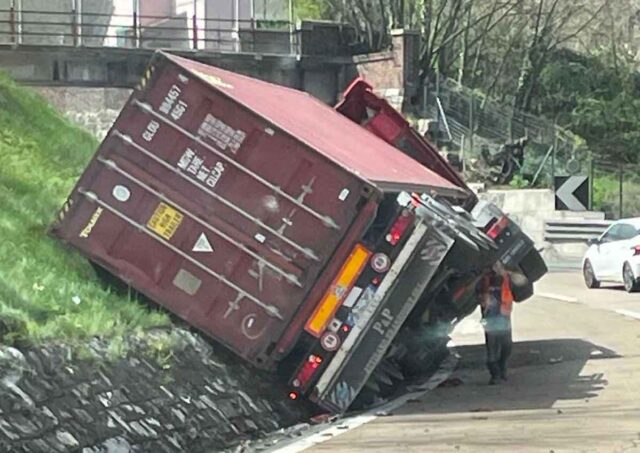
[555,176,589,211]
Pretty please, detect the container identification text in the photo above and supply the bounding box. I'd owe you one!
[159,84,188,121]
[177,148,225,190]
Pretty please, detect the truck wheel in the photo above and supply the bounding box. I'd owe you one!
[583,260,600,289]
[511,279,534,302]
[518,248,548,283]
[623,263,639,293]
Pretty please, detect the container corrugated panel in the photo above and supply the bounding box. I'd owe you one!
[50,52,459,367]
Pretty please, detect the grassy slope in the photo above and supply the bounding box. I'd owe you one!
[0,74,168,346]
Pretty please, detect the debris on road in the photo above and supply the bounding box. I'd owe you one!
[438,377,464,388]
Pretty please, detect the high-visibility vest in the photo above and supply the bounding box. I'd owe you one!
[480,273,514,317]
[500,274,514,317]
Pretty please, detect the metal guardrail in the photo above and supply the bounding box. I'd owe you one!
[544,219,612,242]
[0,7,297,53]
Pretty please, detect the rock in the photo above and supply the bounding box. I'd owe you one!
[11,414,39,436]
[86,436,131,453]
[129,421,151,439]
[56,430,79,448]
[171,408,187,425]
[72,408,94,425]
[0,418,19,441]
[0,346,28,388]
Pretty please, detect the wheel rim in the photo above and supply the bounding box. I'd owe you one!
[584,262,594,286]
[624,265,634,291]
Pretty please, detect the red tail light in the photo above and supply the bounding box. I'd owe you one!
[632,245,640,256]
[386,210,413,245]
[294,354,324,389]
[487,216,509,239]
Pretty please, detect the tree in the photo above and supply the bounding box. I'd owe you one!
[509,0,611,112]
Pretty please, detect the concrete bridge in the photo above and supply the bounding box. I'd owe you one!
[1,43,354,104]
[0,4,364,104]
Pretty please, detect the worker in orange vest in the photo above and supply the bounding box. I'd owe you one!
[478,261,514,385]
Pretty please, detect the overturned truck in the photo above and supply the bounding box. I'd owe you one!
[50,52,547,414]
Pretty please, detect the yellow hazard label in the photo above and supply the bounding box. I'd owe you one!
[147,202,183,240]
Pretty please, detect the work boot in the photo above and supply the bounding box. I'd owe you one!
[488,376,498,385]
[500,370,508,381]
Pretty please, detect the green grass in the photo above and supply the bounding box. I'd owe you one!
[0,73,169,347]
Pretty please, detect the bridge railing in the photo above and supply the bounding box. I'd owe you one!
[0,7,298,54]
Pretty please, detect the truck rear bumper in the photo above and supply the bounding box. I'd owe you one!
[311,220,454,412]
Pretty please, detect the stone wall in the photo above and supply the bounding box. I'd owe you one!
[351,29,420,110]
[35,87,131,139]
[0,329,309,452]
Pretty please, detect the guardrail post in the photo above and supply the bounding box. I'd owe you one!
[15,0,22,45]
[468,92,474,157]
[76,0,83,46]
[589,158,594,210]
[72,7,78,46]
[618,164,623,219]
[133,10,139,47]
[192,13,198,49]
[9,5,16,44]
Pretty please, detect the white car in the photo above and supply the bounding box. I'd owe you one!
[583,218,640,292]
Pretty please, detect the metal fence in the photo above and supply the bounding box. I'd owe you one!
[423,76,588,188]
[590,160,640,220]
[421,76,640,219]
[0,4,297,53]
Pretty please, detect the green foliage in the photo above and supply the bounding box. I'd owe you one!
[293,0,330,20]
[509,173,530,189]
[0,73,169,347]
[534,50,640,164]
[592,174,640,219]
[571,94,640,163]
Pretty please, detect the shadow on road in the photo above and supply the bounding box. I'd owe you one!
[399,339,620,415]
[593,285,627,292]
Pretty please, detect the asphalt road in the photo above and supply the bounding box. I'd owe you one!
[301,272,640,452]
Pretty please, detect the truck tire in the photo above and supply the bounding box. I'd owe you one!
[517,248,547,283]
[511,279,534,302]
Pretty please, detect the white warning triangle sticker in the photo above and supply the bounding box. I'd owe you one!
[192,233,213,252]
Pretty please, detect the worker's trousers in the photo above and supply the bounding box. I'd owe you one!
[484,328,512,378]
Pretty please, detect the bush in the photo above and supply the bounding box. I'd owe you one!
[592,174,640,219]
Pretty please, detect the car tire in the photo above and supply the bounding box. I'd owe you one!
[583,260,600,289]
[623,263,640,293]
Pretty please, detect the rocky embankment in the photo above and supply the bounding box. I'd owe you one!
[0,329,310,452]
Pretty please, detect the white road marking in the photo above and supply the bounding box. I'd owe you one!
[268,354,458,453]
[615,309,640,321]
[536,292,579,303]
